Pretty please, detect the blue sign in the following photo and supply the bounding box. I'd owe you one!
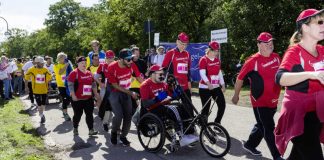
[160,42,208,82]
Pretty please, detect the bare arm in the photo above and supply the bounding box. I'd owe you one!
[231,79,244,105]
[279,72,323,86]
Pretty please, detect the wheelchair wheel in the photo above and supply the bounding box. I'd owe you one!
[137,113,166,153]
[200,122,231,158]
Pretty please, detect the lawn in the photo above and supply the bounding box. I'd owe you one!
[0,98,54,160]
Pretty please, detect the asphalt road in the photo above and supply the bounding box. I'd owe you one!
[21,95,296,160]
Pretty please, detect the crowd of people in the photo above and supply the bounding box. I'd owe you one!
[0,8,323,160]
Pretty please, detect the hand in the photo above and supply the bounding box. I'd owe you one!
[99,82,105,88]
[231,95,239,105]
[131,92,139,100]
[221,85,226,93]
[71,95,78,101]
[312,71,324,84]
[207,83,214,90]
[161,96,172,103]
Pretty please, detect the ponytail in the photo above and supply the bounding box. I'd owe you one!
[289,31,301,46]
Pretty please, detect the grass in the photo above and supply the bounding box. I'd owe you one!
[0,98,54,160]
[192,86,285,109]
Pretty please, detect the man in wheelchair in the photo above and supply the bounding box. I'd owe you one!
[140,65,199,146]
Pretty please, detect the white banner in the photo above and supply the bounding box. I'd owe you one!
[154,33,160,46]
[211,28,227,43]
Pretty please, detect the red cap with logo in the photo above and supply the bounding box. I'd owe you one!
[105,50,115,58]
[257,32,274,42]
[209,41,220,50]
[296,9,324,22]
[149,65,163,72]
[178,32,189,43]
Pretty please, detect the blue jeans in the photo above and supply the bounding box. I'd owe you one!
[3,79,10,99]
[14,76,23,95]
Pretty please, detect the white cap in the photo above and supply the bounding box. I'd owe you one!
[34,56,45,64]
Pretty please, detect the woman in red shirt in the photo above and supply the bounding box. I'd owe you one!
[67,56,101,136]
[198,41,226,124]
[275,9,324,159]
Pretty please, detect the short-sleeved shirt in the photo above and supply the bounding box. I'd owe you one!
[162,48,191,90]
[199,55,221,86]
[54,63,67,87]
[86,50,106,68]
[107,61,141,92]
[88,65,99,75]
[67,68,94,99]
[25,67,52,94]
[140,78,168,100]
[279,44,324,93]
[97,63,109,83]
[237,52,281,108]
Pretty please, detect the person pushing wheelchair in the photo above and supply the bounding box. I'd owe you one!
[140,65,199,146]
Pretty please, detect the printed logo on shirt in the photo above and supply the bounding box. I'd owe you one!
[153,87,166,96]
[35,74,45,84]
[175,57,188,61]
[117,72,131,79]
[208,62,220,66]
[80,75,92,80]
[261,57,280,68]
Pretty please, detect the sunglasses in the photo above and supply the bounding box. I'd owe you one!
[154,73,164,77]
[124,58,133,62]
[316,20,324,25]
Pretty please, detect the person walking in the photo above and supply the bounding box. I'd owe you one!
[275,9,324,160]
[198,41,226,124]
[232,32,283,160]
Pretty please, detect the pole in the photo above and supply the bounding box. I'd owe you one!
[148,19,151,50]
[0,16,9,36]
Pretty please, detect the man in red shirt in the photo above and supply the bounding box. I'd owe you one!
[140,65,199,146]
[107,48,143,146]
[232,32,282,160]
[162,32,194,134]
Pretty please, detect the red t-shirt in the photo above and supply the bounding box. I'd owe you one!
[199,55,221,86]
[67,68,94,99]
[140,78,168,100]
[280,44,324,93]
[162,48,191,90]
[107,61,141,92]
[238,52,281,108]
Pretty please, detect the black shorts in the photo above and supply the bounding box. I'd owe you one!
[34,94,47,106]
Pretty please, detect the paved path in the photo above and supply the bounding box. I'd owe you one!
[21,95,295,160]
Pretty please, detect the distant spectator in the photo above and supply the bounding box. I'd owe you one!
[153,46,165,66]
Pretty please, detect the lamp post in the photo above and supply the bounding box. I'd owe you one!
[0,16,10,36]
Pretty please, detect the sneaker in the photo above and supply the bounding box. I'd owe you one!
[242,141,262,156]
[180,135,198,147]
[103,124,108,132]
[120,137,130,146]
[40,115,46,123]
[63,113,71,121]
[111,132,117,145]
[89,129,98,136]
[73,128,79,136]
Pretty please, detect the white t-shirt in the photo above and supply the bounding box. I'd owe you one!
[45,63,54,74]
[153,54,165,66]
[22,61,34,72]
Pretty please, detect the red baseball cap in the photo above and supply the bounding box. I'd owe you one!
[178,32,189,43]
[149,65,163,72]
[105,50,115,58]
[209,41,220,50]
[257,32,274,42]
[296,9,324,22]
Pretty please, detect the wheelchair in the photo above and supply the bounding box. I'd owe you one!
[136,75,231,158]
[47,76,62,103]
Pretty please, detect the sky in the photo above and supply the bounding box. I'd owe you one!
[0,0,99,41]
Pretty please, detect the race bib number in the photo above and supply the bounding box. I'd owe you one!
[119,78,131,89]
[35,74,45,84]
[83,85,92,95]
[210,75,220,85]
[61,75,66,81]
[313,61,324,71]
[177,63,188,74]
[99,58,105,64]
